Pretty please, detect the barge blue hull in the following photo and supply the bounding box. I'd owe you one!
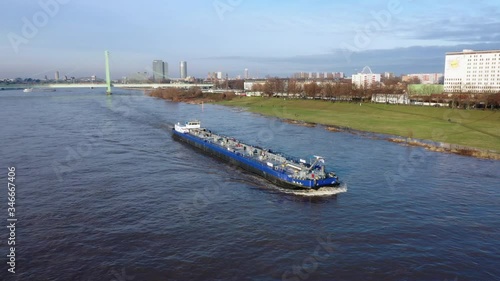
[172,129,339,190]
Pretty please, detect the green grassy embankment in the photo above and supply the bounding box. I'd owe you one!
[218,97,500,153]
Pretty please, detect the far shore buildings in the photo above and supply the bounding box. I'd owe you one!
[444,49,500,93]
[292,72,345,79]
[402,73,443,84]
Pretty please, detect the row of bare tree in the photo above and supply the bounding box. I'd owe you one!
[148,87,235,102]
[250,78,405,100]
[248,77,500,108]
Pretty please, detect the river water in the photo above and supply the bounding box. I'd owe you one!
[0,89,499,281]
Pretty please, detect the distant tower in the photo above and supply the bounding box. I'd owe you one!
[152,60,165,82]
[180,61,187,79]
[244,68,249,79]
[55,71,59,81]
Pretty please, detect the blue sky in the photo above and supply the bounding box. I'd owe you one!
[1,0,500,79]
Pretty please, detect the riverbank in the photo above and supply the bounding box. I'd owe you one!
[217,97,500,159]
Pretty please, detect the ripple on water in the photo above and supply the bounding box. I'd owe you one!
[2,90,500,281]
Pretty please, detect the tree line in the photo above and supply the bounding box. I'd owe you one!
[250,78,405,101]
[248,77,500,109]
[148,87,235,102]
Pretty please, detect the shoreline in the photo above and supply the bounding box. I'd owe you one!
[322,123,500,160]
[215,98,500,160]
[267,116,500,160]
[145,92,499,160]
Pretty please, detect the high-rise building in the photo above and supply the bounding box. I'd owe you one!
[244,68,249,79]
[180,61,187,79]
[351,66,381,88]
[55,71,59,81]
[152,60,165,82]
[444,49,500,93]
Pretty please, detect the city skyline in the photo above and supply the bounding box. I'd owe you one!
[1,0,500,79]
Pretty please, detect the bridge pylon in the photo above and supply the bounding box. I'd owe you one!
[105,50,112,95]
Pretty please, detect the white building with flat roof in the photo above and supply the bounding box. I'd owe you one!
[444,49,500,93]
[372,93,409,104]
[352,66,380,88]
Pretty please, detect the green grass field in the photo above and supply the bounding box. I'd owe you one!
[218,97,500,152]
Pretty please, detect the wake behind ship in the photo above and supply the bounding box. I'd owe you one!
[173,121,340,190]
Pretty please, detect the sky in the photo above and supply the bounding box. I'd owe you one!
[1,0,500,79]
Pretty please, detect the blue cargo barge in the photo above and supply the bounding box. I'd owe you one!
[173,121,340,190]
